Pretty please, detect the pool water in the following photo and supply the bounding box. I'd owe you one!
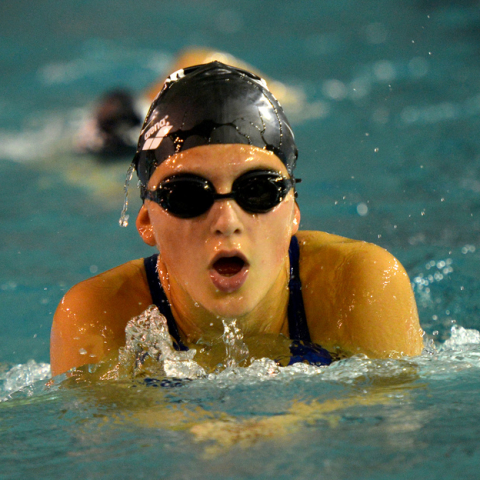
[2,0,480,478]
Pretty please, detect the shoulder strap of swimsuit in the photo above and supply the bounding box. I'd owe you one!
[143,254,187,349]
[288,235,311,342]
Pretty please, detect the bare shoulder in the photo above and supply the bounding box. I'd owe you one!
[51,258,152,375]
[296,231,423,358]
[296,229,381,255]
[296,230,403,280]
[56,259,151,320]
[68,258,148,297]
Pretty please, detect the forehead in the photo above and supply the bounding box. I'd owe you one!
[148,144,288,185]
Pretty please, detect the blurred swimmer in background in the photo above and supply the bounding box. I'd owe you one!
[51,61,424,376]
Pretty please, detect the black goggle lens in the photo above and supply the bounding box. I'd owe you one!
[143,171,296,218]
[161,177,213,218]
[235,174,288,213]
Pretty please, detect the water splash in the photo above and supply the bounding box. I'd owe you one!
[119,162,136,227]
[118,305,206,379]
[118,308,252,378]
[441,325,480,350]
[3,324,480,400]
[221,319,249,368]
[0,360,51,401]
[412,257,454,309]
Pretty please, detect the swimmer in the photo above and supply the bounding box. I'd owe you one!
[74,89,142,156]
[74,47,303,157]
[51,61,424,376]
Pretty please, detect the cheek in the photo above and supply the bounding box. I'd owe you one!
[255,204,296,265]
[264,200,297,239]
[150,213,205,270]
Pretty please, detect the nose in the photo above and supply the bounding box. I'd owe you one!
[209,199,244,236]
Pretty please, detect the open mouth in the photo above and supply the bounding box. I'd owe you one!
[209,252,249,293]
[213,256,246,277]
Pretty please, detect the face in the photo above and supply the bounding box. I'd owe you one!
[136,144,300,325]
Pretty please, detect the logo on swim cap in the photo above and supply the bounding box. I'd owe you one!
[142,116,173,151]
[164,68,186,85]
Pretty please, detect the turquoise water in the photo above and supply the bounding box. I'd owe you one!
[2,0,480,478]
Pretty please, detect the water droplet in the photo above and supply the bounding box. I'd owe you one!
[119,162,136,228]
[356,202,368,216]
[322,79,347,101]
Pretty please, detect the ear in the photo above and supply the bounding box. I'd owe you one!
[292,202,301,235]
[136,205,156,246]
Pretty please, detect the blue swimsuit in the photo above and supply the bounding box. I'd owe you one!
[143,235,332,366]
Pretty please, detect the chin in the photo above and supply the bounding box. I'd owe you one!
[205,295,256,320]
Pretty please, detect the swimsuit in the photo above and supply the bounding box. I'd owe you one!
[143,235,332,366]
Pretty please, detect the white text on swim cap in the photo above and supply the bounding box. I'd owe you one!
[165,68,186,85]
[143,116,173,150]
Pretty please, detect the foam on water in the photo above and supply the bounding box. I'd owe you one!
[0,360,51,402]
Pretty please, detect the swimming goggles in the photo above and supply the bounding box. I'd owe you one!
[141,170,299,218]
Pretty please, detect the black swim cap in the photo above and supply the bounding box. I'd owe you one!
[133,61,298,186]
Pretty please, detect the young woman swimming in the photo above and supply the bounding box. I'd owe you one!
[51,62,424,376]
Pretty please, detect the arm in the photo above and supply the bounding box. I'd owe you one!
[50,259,152,376]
